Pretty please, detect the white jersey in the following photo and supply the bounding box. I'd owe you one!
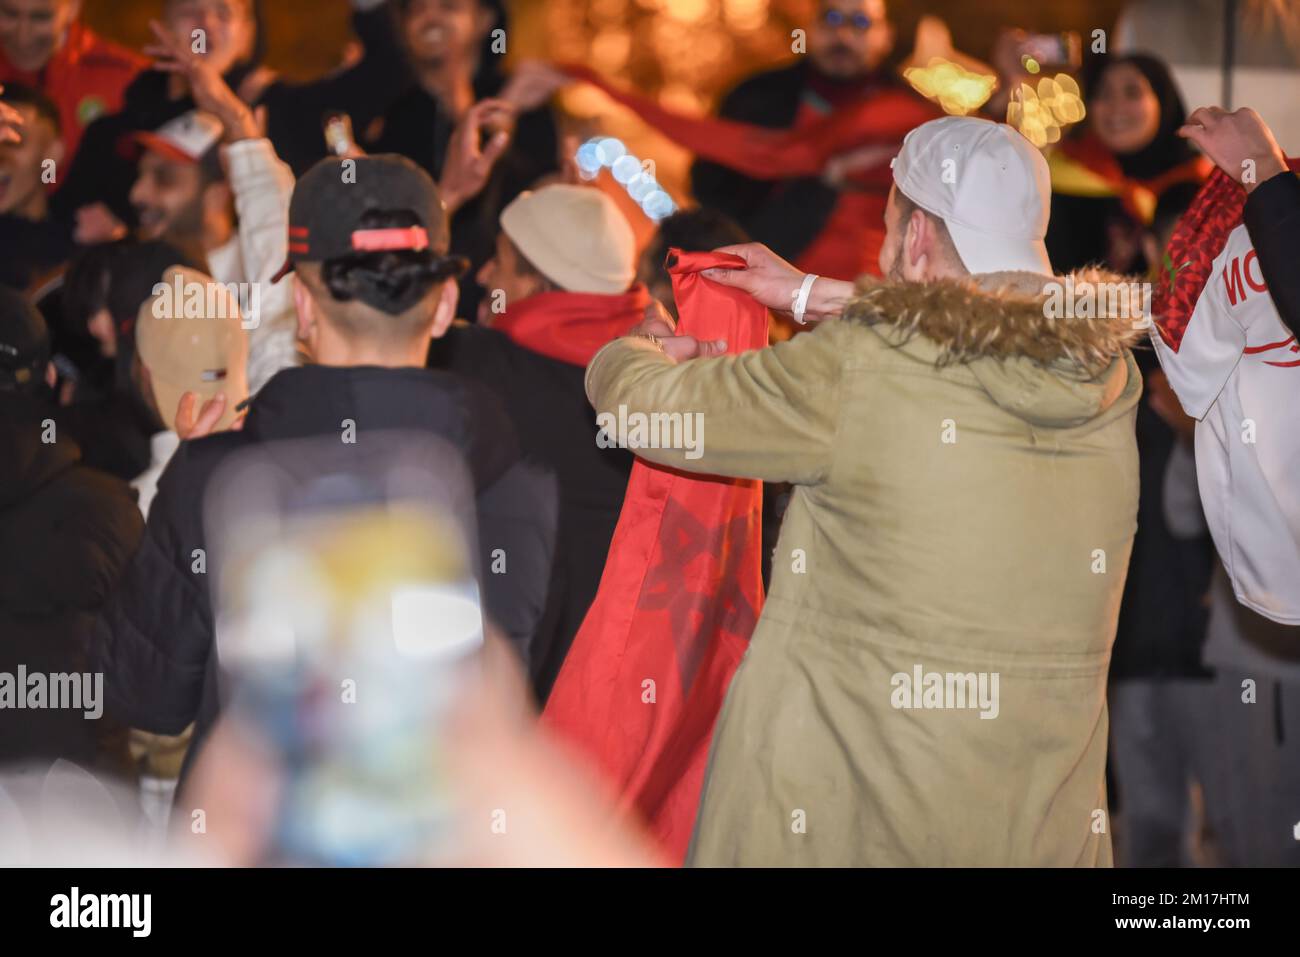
[1152,222,1300,625]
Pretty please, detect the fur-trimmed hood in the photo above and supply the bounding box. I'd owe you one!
[841,269,1148,374]
[841,269,1146,428]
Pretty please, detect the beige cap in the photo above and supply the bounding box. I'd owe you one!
[136,265,250,432]
[499,184,636,294]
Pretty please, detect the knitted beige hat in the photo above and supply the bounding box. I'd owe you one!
[500,184,637,294]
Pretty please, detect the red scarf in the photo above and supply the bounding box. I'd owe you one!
[492,285,651,367]
[1058,132,1213,225]
[1154,159,1300,351]
[543,249,767,863]
[560,63,940,181]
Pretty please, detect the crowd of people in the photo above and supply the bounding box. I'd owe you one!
[1,0,1298,867]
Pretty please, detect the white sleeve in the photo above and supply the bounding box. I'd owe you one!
[223,138,302,394]
[1150,249,1247,421]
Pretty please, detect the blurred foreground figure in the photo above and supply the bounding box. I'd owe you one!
[169,446,660,866]
[593,117,1143,865]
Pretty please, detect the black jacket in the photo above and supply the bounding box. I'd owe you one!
[1243,168,1300,339]
[0,214,73,292]
[0,393,142,767]
[1109,354,1216,681]
[429,324,633,703]
[90,364,556,780]
[52,3,411,226]
[689,61,840,263]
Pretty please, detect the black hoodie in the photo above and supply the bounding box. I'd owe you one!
[0,393,143,766]
[90,363,556,784]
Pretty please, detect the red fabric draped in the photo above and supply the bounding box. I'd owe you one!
[493,285,652,367]
[559,63,940,181]
[542,249,768,863]
[1154,159,1300,351]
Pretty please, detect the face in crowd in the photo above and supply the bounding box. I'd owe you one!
[1089,61,1162,155]
[809,0,894,80]
[0,98,61,218]
[162,0,256,78]
[475,232,549,325]
[130,151,226,245]
[0,0,80,72]
[399,0,496,70]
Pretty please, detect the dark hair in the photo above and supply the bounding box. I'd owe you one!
[63,240,199,392]
[0,82,61,136]
[641,207,750,275]
[1083,52,1199,179]
[319,209,466,316]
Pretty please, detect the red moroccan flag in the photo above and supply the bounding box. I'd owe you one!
[559,63,939,181]
[542,249,768,864]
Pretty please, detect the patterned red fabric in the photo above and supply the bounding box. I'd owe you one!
[1154,159,1300,351]
[493,285,651,367]
[560,63,940,181]
[542,249,768,863]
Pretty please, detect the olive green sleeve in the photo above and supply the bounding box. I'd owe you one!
[584,320,849,485]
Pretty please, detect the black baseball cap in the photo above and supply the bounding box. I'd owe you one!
[271,154,464,283]
[0,286,50,394]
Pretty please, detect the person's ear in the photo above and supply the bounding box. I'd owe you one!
[904,209,930,279]
[292,276,318,350]
[429,280,460,340]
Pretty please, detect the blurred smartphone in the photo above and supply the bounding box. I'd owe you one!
[323,111,358,157]
[1018,32,1082,70]
[204,431,484,865]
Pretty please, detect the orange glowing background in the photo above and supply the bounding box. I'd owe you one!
[82,0,1125,218]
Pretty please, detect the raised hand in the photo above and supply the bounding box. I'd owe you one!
[144,20,260,142]
[175,392,245,440]
[0,93,23,144]
[1179,106,1288,192]
[500,60,570,113]
[439,98,515,216]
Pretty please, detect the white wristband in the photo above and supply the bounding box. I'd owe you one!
[792,273,819,325]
